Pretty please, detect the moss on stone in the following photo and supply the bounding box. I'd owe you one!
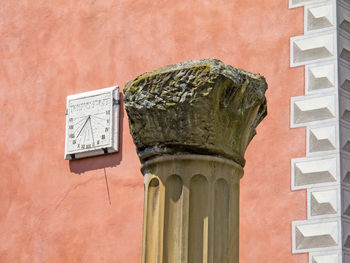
[124,58,267,166]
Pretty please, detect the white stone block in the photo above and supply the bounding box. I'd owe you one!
[340,125,350,154]
[290,0,327,8]
[306,63,335,92]
[307,125,337,154]
[291,95,336,127]
[338,4,350,35]
[309,188,338,217]
[291,32,336,67]
[293,219,340,253]
[342,188,350,217]
[342,157,350,184]
[310,253,339,263]
[340,95,350,123]
[339,35,350,64]
[339,64,350,93]
[292,156,338,189]
[340,0,350,6]
[343,221,350,249]
[344,253,350,262]
[306,3,335,32]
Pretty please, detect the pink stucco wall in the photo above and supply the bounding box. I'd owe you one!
[0,1,306,262]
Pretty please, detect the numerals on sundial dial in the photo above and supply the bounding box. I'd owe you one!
[67,93,111,151]
[64,86,119,160]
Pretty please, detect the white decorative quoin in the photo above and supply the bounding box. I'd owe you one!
[64,86,119,160]
[307,125,337,154]
[292,156,338,189]
[292,219,340,253]
[305,62,336,93]
[290,32,336,67]
[290,0,327,9]
[289,0,347,261]
[308,187,339,218]
[339,64,350,92]
[309,252,340,263]
[305,3,335,32]
[291,94,336,127]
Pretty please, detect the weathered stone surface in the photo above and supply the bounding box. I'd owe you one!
[124,59,267,166]
[125,60,268,263]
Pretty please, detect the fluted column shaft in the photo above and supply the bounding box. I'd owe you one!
[141,155,242,263]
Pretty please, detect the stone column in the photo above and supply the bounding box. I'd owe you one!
[124,59,267,263]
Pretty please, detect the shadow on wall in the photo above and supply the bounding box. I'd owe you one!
[68,92,125,174]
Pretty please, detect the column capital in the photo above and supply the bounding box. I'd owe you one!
[124,59,267,167]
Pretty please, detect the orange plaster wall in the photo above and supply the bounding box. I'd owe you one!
[0,0,306,262]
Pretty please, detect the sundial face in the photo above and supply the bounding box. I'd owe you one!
[64,86,119,159]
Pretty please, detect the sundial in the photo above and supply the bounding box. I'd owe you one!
[64,86,119,160]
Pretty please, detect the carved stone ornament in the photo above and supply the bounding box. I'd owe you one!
[124,59,267,166]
